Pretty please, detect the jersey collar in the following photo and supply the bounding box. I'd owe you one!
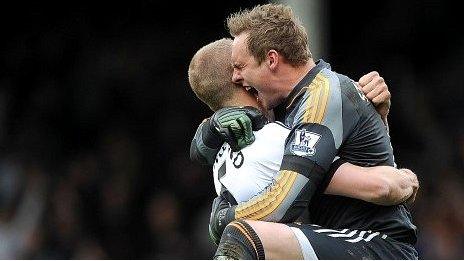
[274,59,331,121]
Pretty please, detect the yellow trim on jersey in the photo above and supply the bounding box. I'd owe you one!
[234,170,298,220]
[303,73,330,124]
[286,87,308,110]
[304,76,321,123]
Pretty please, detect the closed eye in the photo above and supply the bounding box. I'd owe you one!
[233,63,244,69]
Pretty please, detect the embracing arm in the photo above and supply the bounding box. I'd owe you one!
[190,106,267,165]
[324,162,419,205]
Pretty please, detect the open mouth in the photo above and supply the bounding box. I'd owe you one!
[245,86,259,100]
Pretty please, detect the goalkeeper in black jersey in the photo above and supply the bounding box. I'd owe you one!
[191,3,418,260]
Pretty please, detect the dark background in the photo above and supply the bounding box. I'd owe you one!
[0,1,462,259]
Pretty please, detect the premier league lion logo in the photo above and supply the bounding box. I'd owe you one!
[291,129,321,156]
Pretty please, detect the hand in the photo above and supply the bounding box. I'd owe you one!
[209,195,233,245]
[358,71,391,119]
[399,168,419,205]
[210,106,267,151]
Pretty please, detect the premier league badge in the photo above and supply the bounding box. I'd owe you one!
[291,129,321,156]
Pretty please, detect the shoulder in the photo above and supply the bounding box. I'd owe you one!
[251,122,289,146]
[290,69,359,149]
[293,69,344,125]
[259,121,290,133]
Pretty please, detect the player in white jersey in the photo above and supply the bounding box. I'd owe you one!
[188,38,418,259]
[212,122,289,203]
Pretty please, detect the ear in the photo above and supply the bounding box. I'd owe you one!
[267,50,279,71]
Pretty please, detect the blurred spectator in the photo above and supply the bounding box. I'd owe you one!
[145,191,190,259]
[0,160,46,259]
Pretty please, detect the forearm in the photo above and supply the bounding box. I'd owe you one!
[324,163,377,201]
[325,164,414,205]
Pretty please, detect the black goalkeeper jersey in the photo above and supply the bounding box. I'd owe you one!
[273,60,417,245]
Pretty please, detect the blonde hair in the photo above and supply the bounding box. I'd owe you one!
[188,38,236,111]
[227,3,311,66]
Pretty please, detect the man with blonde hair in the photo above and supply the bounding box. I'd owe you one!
[188,37,418,259]
[204,3,419,259]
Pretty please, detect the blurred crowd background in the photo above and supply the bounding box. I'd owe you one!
[0,1,462,259]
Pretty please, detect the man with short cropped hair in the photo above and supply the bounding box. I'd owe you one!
[188,35,418,259]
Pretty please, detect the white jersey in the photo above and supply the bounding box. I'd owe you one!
[212,122,290,203]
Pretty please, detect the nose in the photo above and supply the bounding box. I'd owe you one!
[232,68,243,84]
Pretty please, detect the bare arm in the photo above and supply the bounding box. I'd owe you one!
[324,163,419,206]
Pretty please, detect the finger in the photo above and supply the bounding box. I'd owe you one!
[358,71,379,87]
[372,91,391,105]
[365,84,387,101]
[408,186,418,198]
[400,169,419,186]
[406,192,417,205]
[362,75,384,93]
[227,121,241,150]
[399,169,416,179]
[231,119,243,139]
[360,81,376,95]
[399,168,414,175]
[237,115,254,144]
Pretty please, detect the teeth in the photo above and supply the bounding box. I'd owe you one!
[245,86,251,91]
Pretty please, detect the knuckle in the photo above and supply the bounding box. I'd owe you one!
[375,76,384,84]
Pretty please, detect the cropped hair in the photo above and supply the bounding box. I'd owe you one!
[188,38,236,111]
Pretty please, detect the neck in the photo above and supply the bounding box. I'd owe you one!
[275,59,316,99]
[223,92,259,109]
[222,92,272,120]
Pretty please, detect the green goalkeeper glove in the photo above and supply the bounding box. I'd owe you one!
[210,106,267,151]
[208,195,236,245]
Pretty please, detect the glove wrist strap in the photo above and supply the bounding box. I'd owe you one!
[202,119,225,149]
